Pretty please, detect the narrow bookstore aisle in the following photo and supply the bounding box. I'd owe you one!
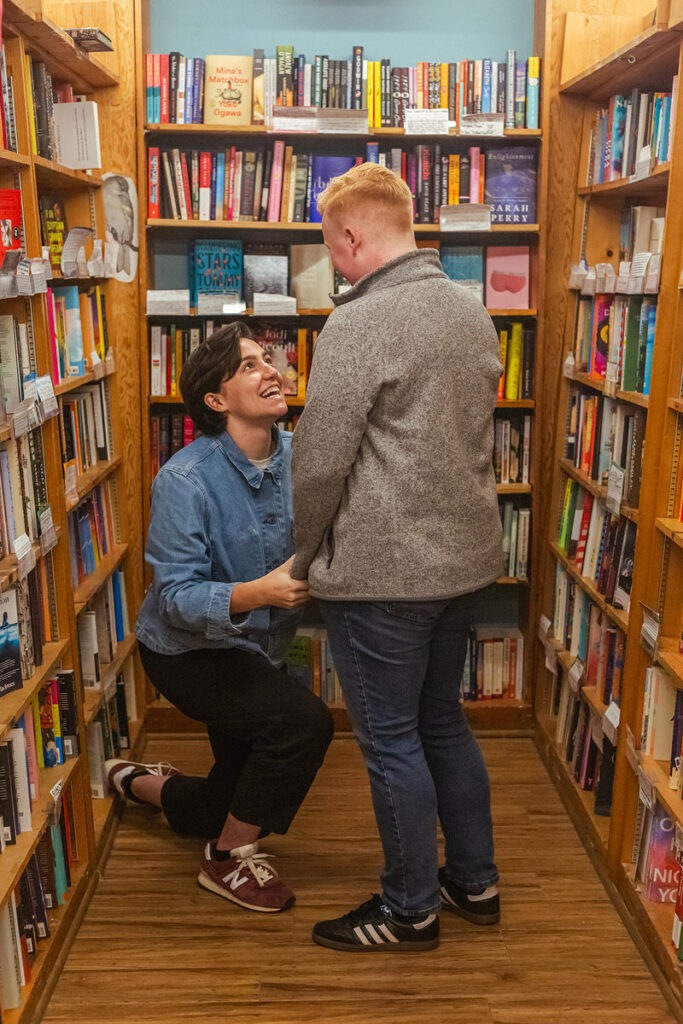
[44,735,674,1023]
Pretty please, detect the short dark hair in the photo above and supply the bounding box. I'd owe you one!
[179,321,254,435]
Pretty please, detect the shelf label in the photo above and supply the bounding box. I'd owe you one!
[405,108,449,135]
[544,645,558,676]
[439,203,492,232]
[537,614,552,642]
[13,533,35,580]
[64,463,79,505]
[580,267,596,295]
[616,261,631,293]
[39,507,58,555]
[104,350,115,375]
[606,462,625,515]
[637,767,656,810]
[563,353,575,379]
[26,375,58,420]
[146,289,190,316]
[90,350,105,380]
[602,701,620,745]
[61,226,94,278]
[635,145,652,181]
[568,263,587,290]
[252,293,297,316]
[590,712,604,751]
[645,252,661,294]
[568,658,584,693]
[459,112,504,136]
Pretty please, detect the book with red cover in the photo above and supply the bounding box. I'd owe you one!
[646,803,680,903]
[574,492,594,570]
[0,189,22,267]
[485,246,530,310]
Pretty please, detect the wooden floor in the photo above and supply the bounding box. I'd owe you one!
[44,735,675,1023]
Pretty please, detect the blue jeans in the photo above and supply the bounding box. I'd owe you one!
[320,589,498,918]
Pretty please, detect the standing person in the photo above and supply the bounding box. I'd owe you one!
[291,163,503,951]
[109,322,333,913]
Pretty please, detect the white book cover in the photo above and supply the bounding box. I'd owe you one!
[53,101,102,169]
[122,656,137,723]
[583,500,605,581]
[646,667,677,760]
[78,610,101,687]
[304,63,312,107]
[86,720,107,798]
[7,727,31,834]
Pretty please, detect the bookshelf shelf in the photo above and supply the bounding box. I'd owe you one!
[91,794,114,847]
[0,638,71,742]
[654,639,683,689]
[655,517,683,540]
[549,542,629,632]
[496,483,532,494]
[32,155,102,191]
[0,424,11,442]
[146,218,541,235]
[17,10,118,91]
[148,307,539,320]
[616,389,650,409]
[577,163,670,199]
[668,397,683,413]
[144,122,542,140]
[153,395,537,412]
[640,756,683,827]
[496,399,535,408]
[558,457,639,522]
[489,309,538,317]
[581,684,607,717]
[568,371,649,409]
[0,148,30,168]
[560,25,681,101]
[73,543,129,616]
[65,455,123,513]
[496,576,529,585]
[0,755,81,913]
[53,365,114,397]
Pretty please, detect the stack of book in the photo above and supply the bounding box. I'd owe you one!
[499,501,531,580]
[493,414,532,485]
[58,380,113,483]
[566,392,645,505]
[587,82,678,185]
[285,629,345,706]
[461,625,524,700]
[77,569,130,688]
[24,53,101,169]
[86,662,138,799]
[66,481,117,588]
[552,678,615,814]
[48,285,111,387]
[144,48,541,130]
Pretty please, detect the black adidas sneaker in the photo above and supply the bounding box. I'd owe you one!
[313,894,439,952]
[439,868,500,925]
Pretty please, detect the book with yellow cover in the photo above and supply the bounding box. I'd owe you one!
[204,55,253,127]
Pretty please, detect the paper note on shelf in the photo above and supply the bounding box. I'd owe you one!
[61,227,94,278]
[146,289,190,316]
[460,112,504,136]
[606,463,625,514]
[252,293,297,316]
[439,204,492,232]
[405,108,449,135]
[13,533,36,580]
[39,507,58,555]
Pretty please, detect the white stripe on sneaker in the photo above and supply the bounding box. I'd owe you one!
[364,924,384,944]
[378,923,399,942]
[353,926,372,945]
[467,887,498,902]
[413,913,438,930]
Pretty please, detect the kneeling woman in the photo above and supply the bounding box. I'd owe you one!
[109,323,333,912]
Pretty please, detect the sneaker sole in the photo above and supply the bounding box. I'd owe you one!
[440,887,500,925]
[197,871,294,913]
[312,933,439,952]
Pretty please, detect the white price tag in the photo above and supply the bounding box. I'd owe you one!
[616,261,631,293]
[13,533,36,579]
[537,614,552,642]
[635,145,652,181]
[590,713,604,751]
[606,462,625,515]
[645,252,661,294]
[26,375,58,419]
[459,112,504,136]
[104,350,115,375]
[439,204,492,232]
[581,267,596,295]
[638,769,656,810]
[544,645,558,676]
[39,507,58,555]
[563,353,575,379]
[602,701,620,745]
[605,361,619,385]
[405,108,449,134]
[568,263,588,290]
[568,658,584,692]
[10,396,39,438]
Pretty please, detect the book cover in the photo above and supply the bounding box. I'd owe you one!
[484,147,537,225]
[252,323,299,395]
[204,55,253,127]
[189,238,243,311]
[290,244,334,309]
[646,804,680,903]
[309,155,355,223]
[486,246,530,310]
[0,589,22,697]
[440,246,484,302]
[0,188,21,266]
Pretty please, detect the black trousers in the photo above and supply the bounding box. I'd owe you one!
[138,643,334,837]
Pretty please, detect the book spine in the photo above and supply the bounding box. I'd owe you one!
[148,147,160,219]
[505,50,516,128]
[160,53,169,123]
[526,56,540,130]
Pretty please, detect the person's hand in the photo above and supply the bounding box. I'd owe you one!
[259,556,310,608]
[230,556,310,615]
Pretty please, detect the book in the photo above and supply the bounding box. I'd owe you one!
[189,238,243,312]
[65,27,113,51]
[0,188,21,266]
[484,146,537,224]
[204,55,253,126]
[485,247,530,309]
[0,589,22,697]
[290,244,334,309]
[52,101,101,169]
[309,155,355,223]
[440,246,484,303]
[243,243,289,307]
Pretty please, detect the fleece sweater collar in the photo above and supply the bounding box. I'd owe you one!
[332,248,446,306]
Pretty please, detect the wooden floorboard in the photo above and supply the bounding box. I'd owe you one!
[43,736,676,1023]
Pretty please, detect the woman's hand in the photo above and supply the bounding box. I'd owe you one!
[230,556,310,614]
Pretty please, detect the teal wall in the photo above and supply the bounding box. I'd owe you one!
[149,0,534,67]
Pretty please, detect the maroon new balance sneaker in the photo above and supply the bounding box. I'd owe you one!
[198,842,295,912]
[106,759,180,804]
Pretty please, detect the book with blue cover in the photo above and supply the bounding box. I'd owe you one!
[310,156,355,223]
[189,238,243,311]
[52,285,84,376]
[440,246,484,302]
[484,146,537,224]
[0,589,21,697]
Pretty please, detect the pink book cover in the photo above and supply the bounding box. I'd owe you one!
[589,294,613,379]
[21,711,39,802]
[183,416,194,446]
[227,146,237,221]
[485,246,530,310]
[45,288,60,383]
[268,140,285,223]
[469,146,480,204]
[646,804,680,903]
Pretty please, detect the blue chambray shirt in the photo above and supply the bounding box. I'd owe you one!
[135,428,301,666]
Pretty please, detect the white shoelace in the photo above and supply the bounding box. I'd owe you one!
[226,852,277,888]
[141,761,177,777]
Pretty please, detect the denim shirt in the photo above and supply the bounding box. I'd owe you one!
[135,428,301,666]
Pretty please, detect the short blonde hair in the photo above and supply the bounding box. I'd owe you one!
[317,162,413,233]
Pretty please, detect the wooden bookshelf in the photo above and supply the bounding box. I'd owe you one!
[536,4,683,1014]
[0,1,144,1020]
[135,1,546,733]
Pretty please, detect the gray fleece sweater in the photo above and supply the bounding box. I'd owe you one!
[291,248,504,600]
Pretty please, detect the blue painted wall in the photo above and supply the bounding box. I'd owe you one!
[149,0,534,67]
[149,0,535,289]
